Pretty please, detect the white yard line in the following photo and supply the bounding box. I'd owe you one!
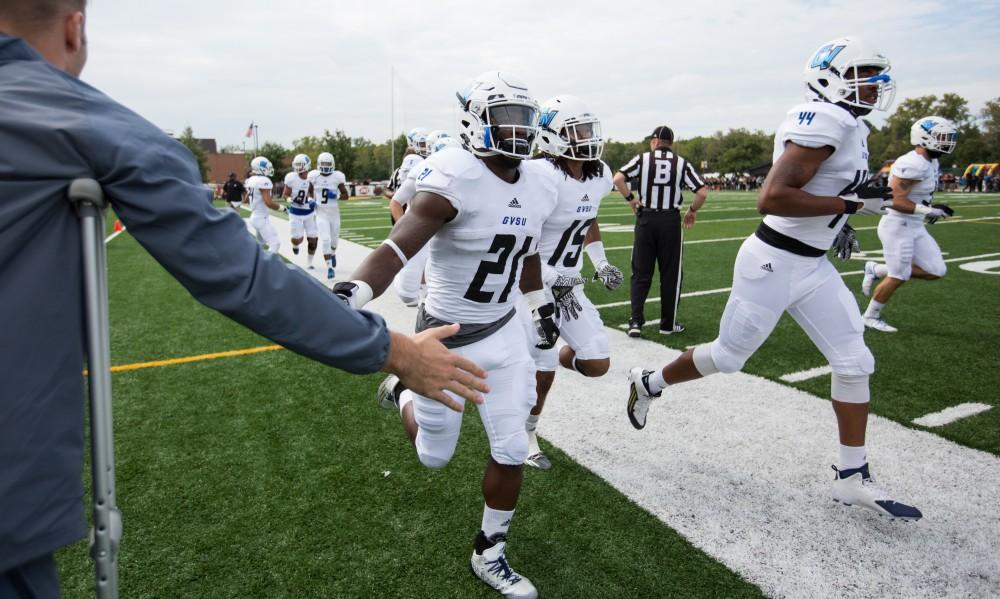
[779,365,833,383]
[104,227,126,243]
[912,403,992,427]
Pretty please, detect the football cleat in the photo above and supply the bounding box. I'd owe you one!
[659,323,686,335]
[864,317,897,333]
[861,261,880,296]
[525,452,552,470]
[292,245,300,255]
[376,374,403,411]
[831,463,922,521]
[627,367,661,430]
[327,267,335,280]
[470,531,538,599]
[627,320,642,338]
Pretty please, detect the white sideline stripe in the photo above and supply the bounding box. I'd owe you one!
[912,403,992,427]
[779,365,832,383]
[104,228,126,243]
[309,226,1000,599]
[598,250,1000,310]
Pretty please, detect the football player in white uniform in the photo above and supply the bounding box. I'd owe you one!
[283,154,319,268]
[336,72,558,599]
[389,131,459,306]
[308,152,350,279]
[246,156,281,254]
[861,117,957,332]
[624,37,922,521]
[521,95,622,470]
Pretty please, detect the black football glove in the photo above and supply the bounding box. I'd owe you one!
[842,180,893,215]
[831,224,861,261]
[532,303,560,349]
[926,203,954,225]
[550,274,585,320]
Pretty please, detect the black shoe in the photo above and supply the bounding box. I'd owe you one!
[627,320,642,338]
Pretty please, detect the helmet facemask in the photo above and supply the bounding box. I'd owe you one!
[482,104,538,159]
[292,155,310,174]
[549,116,604,160]
[913,118,959,154]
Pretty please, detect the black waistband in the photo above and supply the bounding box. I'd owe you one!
[754,222,826,258]
[639,207,679,213]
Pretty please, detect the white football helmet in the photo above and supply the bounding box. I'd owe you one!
[317,152,335,175]
[426,129,450,147]
[536,95,604,161]
[407,128,429,156]
[430,136,462,154]
[803,36,895,112]
[911,116,958,154]
[249,156,273,177]
[456,71,539,159]
[292,153,311,173]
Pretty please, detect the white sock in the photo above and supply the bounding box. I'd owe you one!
[326,257,333,268]
[398,389,413,415]
[525,414,539,433]
[307,251,315,265]
[839,444,867,470]
[526,414,541,455]
[647,369,667,394]
[481,505,514,539]
[864,299,884,319]
[874,264,889,278]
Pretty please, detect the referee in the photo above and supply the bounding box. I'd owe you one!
[614,125,708,337]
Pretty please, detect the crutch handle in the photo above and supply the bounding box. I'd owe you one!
[68,178,108,210]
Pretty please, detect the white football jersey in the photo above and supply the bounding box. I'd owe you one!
[764,102,871,250]
[535,159,614,277]
[394,157,426,207]
[414,148,560,323]
[886,150,938,223]
[308,169,347,213]
[398,153,423,181]
[245,175,273,217]
[283,172,313,211]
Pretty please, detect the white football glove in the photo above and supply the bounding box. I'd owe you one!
[593,261,624,290]
[551,274,586,321]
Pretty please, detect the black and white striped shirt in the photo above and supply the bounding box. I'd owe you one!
[619,149,705,210]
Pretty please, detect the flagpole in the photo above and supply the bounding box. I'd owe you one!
[253,124,259,154]
[390,65,395,176]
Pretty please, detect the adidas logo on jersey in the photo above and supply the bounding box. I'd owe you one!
[581,194,591,202]
[508,198,521,208]
[760,263,774,273]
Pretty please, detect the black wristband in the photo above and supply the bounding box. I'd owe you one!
[842,199,860,214]
[625,193,635,202]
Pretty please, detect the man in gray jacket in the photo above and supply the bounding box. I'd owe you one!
[0,1,487,594]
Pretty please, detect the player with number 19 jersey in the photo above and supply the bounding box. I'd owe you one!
[415,147,560,325]
[765,101,870,250]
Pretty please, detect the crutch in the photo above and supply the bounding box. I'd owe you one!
[68,178,123,599]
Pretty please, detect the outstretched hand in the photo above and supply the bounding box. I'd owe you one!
[383,325,488,412]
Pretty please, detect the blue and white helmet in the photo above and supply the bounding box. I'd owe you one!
[249,156,274,177]
[407,128,429,156]
[536,94,604,160]
[430,136,462,154]
[317,152,335,175]
[456,71,539,159]
[911,116,958,154]
[291,153,311,173]
[803,36,895,112]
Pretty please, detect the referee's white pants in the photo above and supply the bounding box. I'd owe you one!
[706,236,874,400]
[250,212,280,254]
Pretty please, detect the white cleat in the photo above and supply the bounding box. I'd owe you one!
[470,532,538,599]
[864,317,898,333]
[627,367,662,430]
[376,374,402,410]
[861,261,880,296]
[525,452,552,470]
[831,463,922,521]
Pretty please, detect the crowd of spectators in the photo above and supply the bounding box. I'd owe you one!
[701,174,765,191]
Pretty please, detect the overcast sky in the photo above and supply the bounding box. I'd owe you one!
[82,0,999,150]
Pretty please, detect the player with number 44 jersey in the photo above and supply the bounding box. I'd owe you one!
[624,37,922,523]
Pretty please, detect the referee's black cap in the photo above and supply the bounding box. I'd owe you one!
[644,125,674,142]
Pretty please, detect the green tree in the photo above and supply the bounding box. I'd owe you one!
[177,126,208,182]
[256,141,290,183]
[872,94,974,171]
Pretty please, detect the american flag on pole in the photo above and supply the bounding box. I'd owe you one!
[244,122,254,138]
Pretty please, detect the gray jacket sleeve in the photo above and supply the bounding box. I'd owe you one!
[84,92,390,373]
